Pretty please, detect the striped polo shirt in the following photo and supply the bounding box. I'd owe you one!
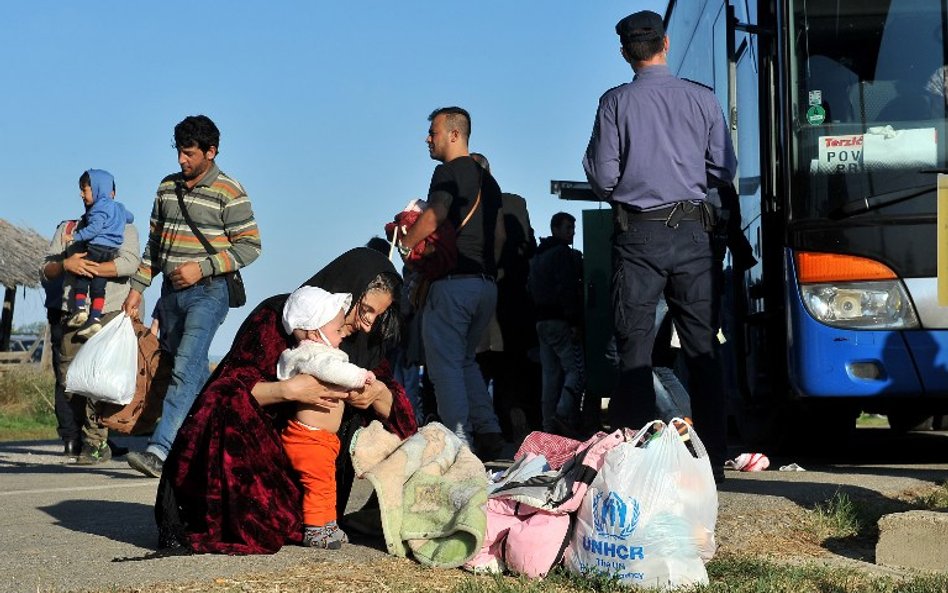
[131,163,261,292]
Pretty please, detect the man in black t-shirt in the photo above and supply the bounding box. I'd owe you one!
[399,106,507,460]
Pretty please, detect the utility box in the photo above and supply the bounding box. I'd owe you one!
[581,208,616,427]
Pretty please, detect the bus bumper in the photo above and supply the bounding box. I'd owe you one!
[786,254,948,398]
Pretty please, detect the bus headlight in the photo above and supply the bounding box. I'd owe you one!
[800,281,919,329]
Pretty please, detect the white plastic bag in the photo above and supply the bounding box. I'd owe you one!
[65,314,138,405]
[564,419,718,589]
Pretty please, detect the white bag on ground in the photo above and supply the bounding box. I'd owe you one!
[65,314,138,405]
[564,419,718,589]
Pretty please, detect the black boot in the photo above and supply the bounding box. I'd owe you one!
[63,440,81,459]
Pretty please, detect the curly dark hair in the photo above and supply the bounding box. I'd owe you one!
[173,115,220,153]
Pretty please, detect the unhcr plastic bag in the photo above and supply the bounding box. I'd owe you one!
[564,419,718,589]
[65,314,138,405]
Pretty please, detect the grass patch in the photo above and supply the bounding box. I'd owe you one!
[856,413,889,428]
[50,555,948,593]
[911,481,948,511]
[0,366,57,441]
[794,486,948,565]
[704,555,948,593]
[807,491,863,540]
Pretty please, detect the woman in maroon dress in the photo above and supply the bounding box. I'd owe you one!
[156,248,417,554]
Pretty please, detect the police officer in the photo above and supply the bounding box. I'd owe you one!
[583,10,737,482]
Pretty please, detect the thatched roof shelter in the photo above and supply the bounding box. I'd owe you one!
[0,218,48,290]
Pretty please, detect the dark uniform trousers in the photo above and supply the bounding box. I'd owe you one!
[49,309,84,444]
[609,217,726,467]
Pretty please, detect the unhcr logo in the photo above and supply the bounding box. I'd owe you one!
[593,491,639,539]
[581,490,645,563]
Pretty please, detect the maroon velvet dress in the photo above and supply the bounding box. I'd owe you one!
[156,270,417,554]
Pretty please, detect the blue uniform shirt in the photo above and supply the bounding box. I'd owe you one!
[583,64,737,210]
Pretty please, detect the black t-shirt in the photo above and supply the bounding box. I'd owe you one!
[427,156,502,276]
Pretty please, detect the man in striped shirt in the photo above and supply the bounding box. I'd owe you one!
[123,115,261,478]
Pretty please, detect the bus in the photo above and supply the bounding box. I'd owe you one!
[557,0,948,447]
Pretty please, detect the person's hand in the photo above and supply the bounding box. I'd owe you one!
[169,261,204,289]
[284,374,349,409]
[347,379,387,410]
[122,290,143,318]
[63,252,98,278]
[364,370,377,385]
[396,239,411,260]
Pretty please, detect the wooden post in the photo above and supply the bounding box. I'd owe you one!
[40,323,52,371]
[0,286,15,351]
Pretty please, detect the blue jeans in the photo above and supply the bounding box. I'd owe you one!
[653,297,692,421]
[148,276,229,459]
[392,346,424,426]
[422,276,500,446]
[536,319,585,432]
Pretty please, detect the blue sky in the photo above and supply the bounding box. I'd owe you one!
[2,0,664,356]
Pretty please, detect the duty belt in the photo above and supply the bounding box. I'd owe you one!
[613,201,715,232]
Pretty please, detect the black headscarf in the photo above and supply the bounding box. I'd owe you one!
[262,247,402,370]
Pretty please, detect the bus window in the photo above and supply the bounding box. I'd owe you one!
[789,0,948,220]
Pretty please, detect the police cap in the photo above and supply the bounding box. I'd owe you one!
[615,10,665,44]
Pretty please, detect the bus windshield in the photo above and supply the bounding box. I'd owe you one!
[789,0,948,220]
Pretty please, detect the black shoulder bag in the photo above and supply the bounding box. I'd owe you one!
[174,182,247,308]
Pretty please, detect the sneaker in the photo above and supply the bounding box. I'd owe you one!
[127,451,163,478]
[66,309,89,328]
[74,441,112,465]
[76,318,103,340]
[303,521,348,549]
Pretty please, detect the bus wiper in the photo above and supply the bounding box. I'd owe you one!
[830,184,934,219]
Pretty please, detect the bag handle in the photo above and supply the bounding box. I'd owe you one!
[388,225,400,263]
[627,419,666,447]
[670,416,710,458]
[456,167,484,233]
[174,182,220,258]
[458,188,481,231]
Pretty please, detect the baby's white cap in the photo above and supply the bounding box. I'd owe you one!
[282,286,352,335]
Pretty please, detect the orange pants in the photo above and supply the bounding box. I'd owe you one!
[281,419,340,526]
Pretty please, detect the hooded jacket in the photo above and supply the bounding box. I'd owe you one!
[72,169,134,249]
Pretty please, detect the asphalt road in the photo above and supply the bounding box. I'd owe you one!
[1,429,946,593]
[0,435,391,593]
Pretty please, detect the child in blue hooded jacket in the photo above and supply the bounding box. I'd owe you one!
[65,169,134,338]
